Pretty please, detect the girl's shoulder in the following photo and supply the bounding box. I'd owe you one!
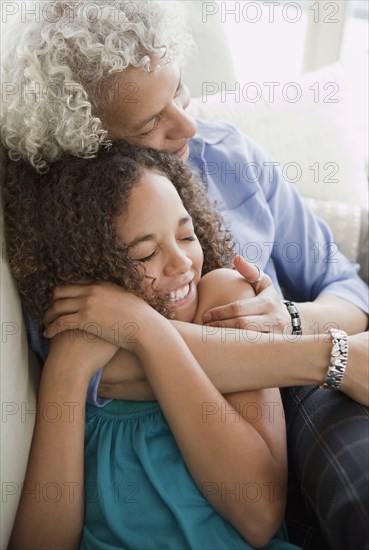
[193,268,255,325]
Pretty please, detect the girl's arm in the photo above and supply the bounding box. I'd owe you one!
[8,331,118,550]
[129,269,287,546]
[42,278,288,544]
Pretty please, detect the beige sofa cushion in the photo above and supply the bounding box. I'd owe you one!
[0,206,41,549]
[190,63,368,209]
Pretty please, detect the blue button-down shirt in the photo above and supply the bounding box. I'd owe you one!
[26,119,369,406]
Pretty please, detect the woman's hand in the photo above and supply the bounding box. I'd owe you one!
[202,256,290,334]
[43,281,159,351]
[340,332,369,406]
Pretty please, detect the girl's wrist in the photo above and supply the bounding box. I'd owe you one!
[134,314,179,355]
[120,307,169,352]
[43,356,92,388]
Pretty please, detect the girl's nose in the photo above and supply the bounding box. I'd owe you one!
[163,247,192,277]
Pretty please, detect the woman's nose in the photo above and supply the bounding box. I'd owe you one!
[167,86,197,140]
[164,247,192,276]
[168,109,197,141]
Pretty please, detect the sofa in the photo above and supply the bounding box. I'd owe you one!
[1,59,368,548]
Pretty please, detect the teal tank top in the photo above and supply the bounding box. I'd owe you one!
[80,400,301,550]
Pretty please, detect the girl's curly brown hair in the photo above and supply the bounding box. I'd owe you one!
[2,142,235,324]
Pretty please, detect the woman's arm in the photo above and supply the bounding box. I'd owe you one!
[296,294,368,335]
[44,280,369,406]
[200,133,369,337]
[201,257,368,335]
[97,322,331,399]
[8,332,118,550]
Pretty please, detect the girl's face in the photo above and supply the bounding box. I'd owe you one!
[104,58,197,162]
[116,170,204,322]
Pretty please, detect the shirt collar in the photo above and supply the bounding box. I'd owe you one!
[189,118,232,167]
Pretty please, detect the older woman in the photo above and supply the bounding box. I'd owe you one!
[1,1,368,549]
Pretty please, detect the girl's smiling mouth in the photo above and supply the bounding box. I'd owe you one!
[169,280,195,306]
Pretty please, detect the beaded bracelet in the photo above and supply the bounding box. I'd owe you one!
[281,300,302,335]
[320,328,349,390]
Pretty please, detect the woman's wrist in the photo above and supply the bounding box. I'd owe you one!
[271,334,331,386]
[281,300,302,335]
[319,328,349,390]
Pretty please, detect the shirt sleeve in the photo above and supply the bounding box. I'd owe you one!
[86,369,112,407]
[23,307,112,407]
[246,135,369,315]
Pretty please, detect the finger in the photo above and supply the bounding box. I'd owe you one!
[205,316,272,332]
[233,255,261,282]
[202,299,248,323]
[43,315,81,338]
[53,282,95,300]
[43,297,81,326]
[233,256,272,292]
[203,294,274,323]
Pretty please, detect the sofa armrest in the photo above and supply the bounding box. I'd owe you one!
[0,207,41,549]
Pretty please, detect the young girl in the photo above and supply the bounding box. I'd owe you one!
[4,142,300,549]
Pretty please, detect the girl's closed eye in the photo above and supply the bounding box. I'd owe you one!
[137,250,157,263]
[137,236,195,262]
[182,236,196,242]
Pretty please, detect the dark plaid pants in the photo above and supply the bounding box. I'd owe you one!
[281,386,369,550]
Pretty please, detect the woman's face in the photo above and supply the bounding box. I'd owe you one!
[116,170,204,322]
[104,59,197,161]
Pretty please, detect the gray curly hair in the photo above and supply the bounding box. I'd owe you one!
[0,0,191,172]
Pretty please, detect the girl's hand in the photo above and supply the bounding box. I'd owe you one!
[43,282,158,351]
[202,256,290,334]
[340,332,369,407]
